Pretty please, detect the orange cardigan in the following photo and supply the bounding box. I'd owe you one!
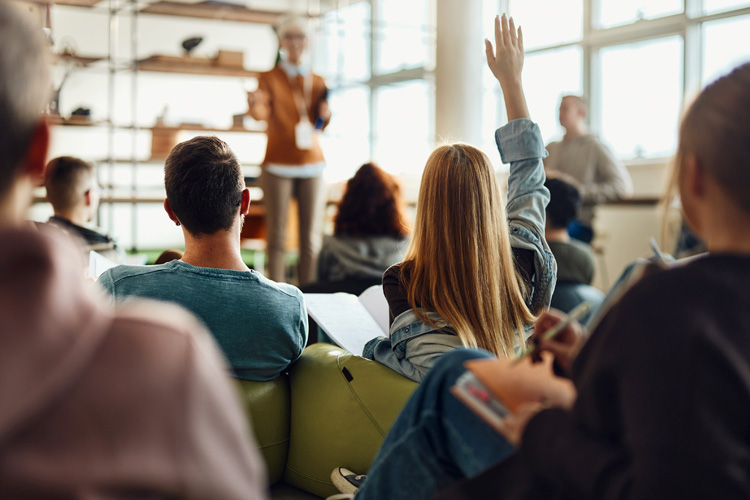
[256,65,330,166]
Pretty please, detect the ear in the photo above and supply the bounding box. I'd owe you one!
[240,188,251,216]
[84,190,92,206]
[164,198,180,225]
[683,153,706,200]
[26,119,50,186]
[678,153,705,235]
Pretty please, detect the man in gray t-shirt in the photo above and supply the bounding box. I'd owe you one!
[544,95,633,241]
[99,136,307,381]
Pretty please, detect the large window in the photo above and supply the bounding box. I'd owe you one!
[317,0,434,182]
[600,37,683,158]
[483,0,750,162]
[702,14,750,84]
[524,47,583,144]
[596,0,683,28]
[508,0,583,50]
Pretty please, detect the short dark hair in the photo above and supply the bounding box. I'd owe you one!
[545,176,582,229]
[0,3,50,198]
[164,136,244,236]
[334,162,409,238]
[45,156,95,211]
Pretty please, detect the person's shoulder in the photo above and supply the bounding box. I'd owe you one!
[312,72,327,86]
[609,256,731,325]
[566,238,595,257]
[102,262,176,284]
[252,271,304,302]
[383,262,403,280]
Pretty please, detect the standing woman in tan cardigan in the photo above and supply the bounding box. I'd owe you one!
[247,16,331,285]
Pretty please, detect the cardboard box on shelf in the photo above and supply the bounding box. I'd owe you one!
[214,50,244,68]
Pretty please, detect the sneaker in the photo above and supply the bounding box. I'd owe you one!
[331,467,366,494]
[325,495,354,500]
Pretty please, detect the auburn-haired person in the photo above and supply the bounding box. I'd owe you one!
[316,163,409,285]
[361,46,556,381]
[334,162,409,239]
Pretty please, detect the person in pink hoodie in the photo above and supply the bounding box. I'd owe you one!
[0,3,267,499]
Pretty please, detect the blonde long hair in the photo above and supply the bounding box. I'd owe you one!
[402,143,535,358]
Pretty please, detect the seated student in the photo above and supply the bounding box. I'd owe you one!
[99,136,308,381]
[544,176,595,285]
[315,162,409,291]
[360,23,556,384]
[44,156,123,263]
[331,26,750,500]
[544,175,603,323]
[0,4,266,497]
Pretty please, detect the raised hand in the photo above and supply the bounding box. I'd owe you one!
[484,14,530,121]
[485,14,524,88]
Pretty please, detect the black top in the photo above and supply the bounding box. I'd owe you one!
[45,216,121,263]
[47,216,117,248]
[382,248,535,325]
[515,254,750,499]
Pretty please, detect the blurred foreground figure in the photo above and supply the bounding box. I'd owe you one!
[0,3,267,498]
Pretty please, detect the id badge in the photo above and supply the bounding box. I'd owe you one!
[295,119,314,150]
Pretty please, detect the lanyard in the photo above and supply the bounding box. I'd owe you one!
[288,71,313,123]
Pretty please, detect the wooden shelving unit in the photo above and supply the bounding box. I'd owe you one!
[140,1,282,24]
[29,0,101,6]
[150,124,265,134]
[137,55,259,78]
[47,115,105,126]
[56,52,105,66]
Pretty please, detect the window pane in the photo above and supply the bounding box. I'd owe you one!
[597,0,683,28]
[702,15,750,86]
[599,36,683,159]
[704,0,750,15]
[508,0,582,50]
[374,80,433,178]
[321,85,371,183]
[524,46,583,145]
[316,2,371,82]
[375,0,432,74]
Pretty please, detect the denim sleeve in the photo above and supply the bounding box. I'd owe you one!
[495,119,557,313]
[363,336,426,382]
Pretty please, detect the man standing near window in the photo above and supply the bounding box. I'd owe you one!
[544,95,633,243]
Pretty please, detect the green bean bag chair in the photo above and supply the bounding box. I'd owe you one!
[284,343,418,498]
[235,376,291,484]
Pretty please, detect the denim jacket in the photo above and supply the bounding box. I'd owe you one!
[364,119,557,382]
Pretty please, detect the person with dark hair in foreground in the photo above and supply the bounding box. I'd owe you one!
[330,42,750,500]
[43,155,123,262]
[0,3,266,498]
[316,162,409,285]
[99,136,308,382]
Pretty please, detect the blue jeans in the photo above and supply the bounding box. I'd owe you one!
[354,349,516,500]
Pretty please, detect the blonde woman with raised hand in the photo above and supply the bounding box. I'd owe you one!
[362,14,556,383]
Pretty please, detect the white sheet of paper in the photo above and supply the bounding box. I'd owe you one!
[358,285,389,335]
[304,292,387,355]
[88,251,117,279]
